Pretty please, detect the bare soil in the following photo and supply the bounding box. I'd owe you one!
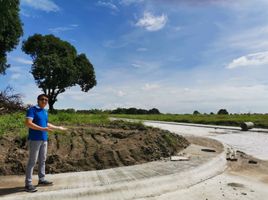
[227,150,268,184]
[0,123,189,175]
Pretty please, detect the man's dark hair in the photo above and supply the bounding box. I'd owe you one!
[37,94,49,100]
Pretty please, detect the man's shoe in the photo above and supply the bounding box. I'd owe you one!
[38,180,53,186]
[25,185,38,192]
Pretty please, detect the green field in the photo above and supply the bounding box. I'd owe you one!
[0,112,110,138]
[1,112,268,138]
[0,112,148,138]
[110,114,268,129]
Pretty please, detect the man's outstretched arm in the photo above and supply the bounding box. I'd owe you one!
[25,118,52,132]
[47,123,68,131]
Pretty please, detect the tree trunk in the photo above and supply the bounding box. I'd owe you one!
[46,88,62,112]
[48,101,54,112]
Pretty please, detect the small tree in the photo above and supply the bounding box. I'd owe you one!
[148,108,160,114]
[0,86,25,114]
[0,0,23,74]
[137,109,148,114]
[217,109,229,115]
[193,110,200,115]
[22,34,96,110]
[126,107,138,114]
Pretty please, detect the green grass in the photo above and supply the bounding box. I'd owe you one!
[1,112,268,138]
[105,120,148,130]
[110,114,268,129]
[49,112,110,125]
[162,133,177,147]
[0,112,110,137]
[0,112,27,138]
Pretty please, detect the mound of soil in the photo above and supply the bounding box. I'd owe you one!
[0,123,189,175]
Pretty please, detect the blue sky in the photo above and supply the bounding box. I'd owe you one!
[1,0,268,113]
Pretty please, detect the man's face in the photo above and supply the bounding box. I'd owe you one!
[38,96,48,108]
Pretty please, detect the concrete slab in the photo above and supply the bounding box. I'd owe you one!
[0,143,226,200]
[142,121,268,160]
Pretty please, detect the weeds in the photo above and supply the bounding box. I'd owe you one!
[0,112,109,137]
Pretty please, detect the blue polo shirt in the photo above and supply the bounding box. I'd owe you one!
[26,105,48,141]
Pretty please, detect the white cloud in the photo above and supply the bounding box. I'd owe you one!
[7,67,23,80]
[227,51,268,69]
[130,60,162,71]
[120,0,144,6]
[21,0,60,12]
[19,84,42,105]
[135,12,168,31]
[96,1,119,11]
[142,83,160,91]
[6,66,32,84]
[49,24,79,34]
[117,90,126,97]
[55,81,268,113]
[20,9,31,17]
[131,63,142,68]
[10,57,33,65]
[225,26,268,52]
[10,73,21,80]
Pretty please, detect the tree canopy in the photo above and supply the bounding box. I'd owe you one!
[0,0,23,74]
[217,109,229,115]
[111,107,161,115]
[193,110,200,115]
[22,34,97,110]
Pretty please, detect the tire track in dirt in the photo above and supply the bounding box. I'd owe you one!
[0,124,189,175]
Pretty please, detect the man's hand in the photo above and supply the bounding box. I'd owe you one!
[47,123,68,131]
[58,126,68,131]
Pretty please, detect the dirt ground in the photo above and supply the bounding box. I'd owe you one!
[0,123,189,175]
[186,135,268,185]
[226,150,268,185]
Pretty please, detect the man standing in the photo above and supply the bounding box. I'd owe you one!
[25,94,67,192]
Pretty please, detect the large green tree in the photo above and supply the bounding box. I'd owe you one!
[0,0,23,74]
[22,34,97,110]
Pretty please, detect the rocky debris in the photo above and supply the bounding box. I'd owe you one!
[201,148,216,153]
[170,156,189,161]
[0,125,189,175]
[248,160,258,164]
[227,182,244,188]
[226,148,237,161]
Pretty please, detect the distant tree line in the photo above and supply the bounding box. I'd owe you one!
[110,107,161,114]
[193,109,229,115]
[56,107,161,115]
